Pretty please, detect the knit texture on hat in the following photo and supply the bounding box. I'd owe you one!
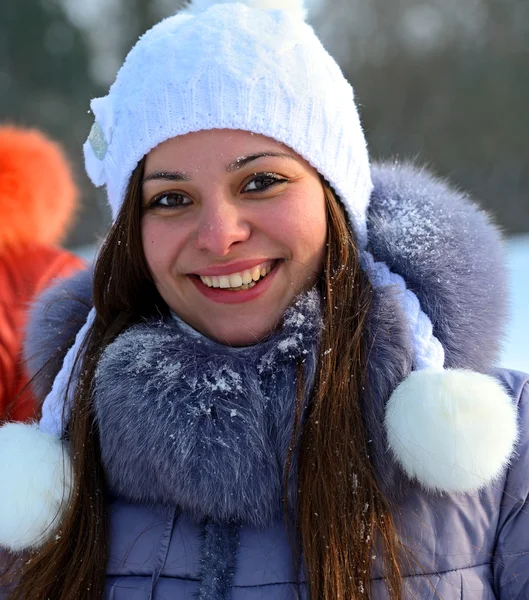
[84,0,371,247]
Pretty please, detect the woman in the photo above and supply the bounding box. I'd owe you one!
[0,0,527,598]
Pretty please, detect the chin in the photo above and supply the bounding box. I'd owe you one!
[204,319,278,347]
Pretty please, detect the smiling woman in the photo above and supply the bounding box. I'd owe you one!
[0,0,527,599]
[141,130,326,345]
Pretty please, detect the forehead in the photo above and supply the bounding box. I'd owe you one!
[144,129,304,173]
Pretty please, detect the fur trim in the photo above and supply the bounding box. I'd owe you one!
[0,125,78,252]
[24,268,93,403]
[93,291,320,526]
[196,523,239,599]
[384,369,518,493]
[182,0,307,20]
[368,163,508,373]
[0,423,72,551]
[93,292,319,525]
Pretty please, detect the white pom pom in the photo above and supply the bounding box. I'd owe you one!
[183,0,307,20]
[385,369,518,493]
[0,423,72,551]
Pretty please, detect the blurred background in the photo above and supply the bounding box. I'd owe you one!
[1,0,527,370]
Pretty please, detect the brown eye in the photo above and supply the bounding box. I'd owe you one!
[242,173,288,193]
[150,192,192,208]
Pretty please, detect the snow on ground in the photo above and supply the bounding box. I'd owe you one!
[73,235,529,373]
[500,234,529,374]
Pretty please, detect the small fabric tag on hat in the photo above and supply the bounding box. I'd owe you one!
[88,121,108,160]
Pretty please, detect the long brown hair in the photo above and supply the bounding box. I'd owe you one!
[288,184,403,599]
[3,161,403,599]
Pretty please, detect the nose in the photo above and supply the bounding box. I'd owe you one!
[194,195,250,256]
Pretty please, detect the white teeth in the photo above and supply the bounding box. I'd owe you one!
[229,274,243,288]
[199,261,275,290]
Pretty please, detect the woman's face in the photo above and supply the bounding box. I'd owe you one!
[141,129,327,345]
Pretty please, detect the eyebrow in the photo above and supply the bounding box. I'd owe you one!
[142,151,297,184]
[225,152,297,172]
[142,171,191,184]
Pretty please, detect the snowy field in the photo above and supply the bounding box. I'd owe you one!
[74,235,529,374]
[500,235,529,373]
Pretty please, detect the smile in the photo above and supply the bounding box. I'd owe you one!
[197,260,276,291]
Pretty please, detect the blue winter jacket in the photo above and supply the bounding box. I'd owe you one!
[102,369,528,599]
[15,163,529,599]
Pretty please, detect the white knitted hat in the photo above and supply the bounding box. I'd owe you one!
[83,0,372,248]
[0,0,517,552]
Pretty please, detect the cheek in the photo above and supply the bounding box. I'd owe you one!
[141,221,158,273]
[281,195,327,267]
[141,219,179,277]
[303,214,327,272]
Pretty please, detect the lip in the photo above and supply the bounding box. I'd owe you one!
[190,261,280,304]
[192,259,276,277]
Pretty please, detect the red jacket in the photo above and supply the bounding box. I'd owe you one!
[0,247,83,421]
[0,125,84,421]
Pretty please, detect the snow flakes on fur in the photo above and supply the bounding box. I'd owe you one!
[368,162,508,373]
[93,291,320,527]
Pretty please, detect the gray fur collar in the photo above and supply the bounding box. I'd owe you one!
[94,291,321,526]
